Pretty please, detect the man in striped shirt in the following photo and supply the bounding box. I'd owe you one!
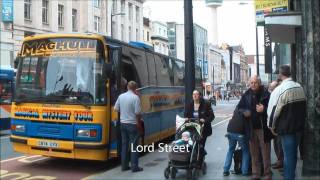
[268,65,306,180]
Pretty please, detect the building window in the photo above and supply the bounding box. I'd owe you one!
[42,0,49,23]
[128,3,133,21]
[93,0,100,8]
[111,21,116,37]
[136,28,139,41]
[94,16,101,32]
[112,0,117,13]
[136,6,140,23]
[129,26,132,41]
[72,9,77,32]
[121,24,125,41]
[58,4,64,27]
[24,0,32,20]
[121,0,125,13]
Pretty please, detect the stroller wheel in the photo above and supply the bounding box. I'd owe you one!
[202,162,207,175]
[187,169,192,180]
[164,167,170,179]
[192,168,198,180]
[170,167,177,179]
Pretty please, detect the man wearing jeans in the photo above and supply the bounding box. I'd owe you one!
[223,107,250,176]
[269,65,307,180]
[114,81,143,173]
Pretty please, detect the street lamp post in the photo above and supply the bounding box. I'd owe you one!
[111,12,125,38]
[202,43,206,82]
[256,26,260,75]
[184,0,195,108]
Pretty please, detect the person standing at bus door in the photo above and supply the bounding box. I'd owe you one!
[114,81,143,173]
[185,90,215,168]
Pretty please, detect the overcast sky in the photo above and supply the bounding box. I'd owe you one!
[144,0,263,55]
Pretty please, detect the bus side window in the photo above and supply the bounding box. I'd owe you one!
[166,57,174,86]
[122,61,136,85]
[129,48,148,87]
[173,59,185,86]
[146,52,156,86]
[154,55,171,86]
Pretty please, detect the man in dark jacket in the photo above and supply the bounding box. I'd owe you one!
[238,75,271,180]
[223,107,250,176]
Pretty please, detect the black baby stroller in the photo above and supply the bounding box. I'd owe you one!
[164,118,207,180]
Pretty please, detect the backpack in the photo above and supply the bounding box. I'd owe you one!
[233,146,242,174]
[233,145,252,175]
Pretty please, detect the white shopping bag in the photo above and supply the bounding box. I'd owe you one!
[176,114,186,130]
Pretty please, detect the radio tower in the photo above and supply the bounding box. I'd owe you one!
[205,0,223,45]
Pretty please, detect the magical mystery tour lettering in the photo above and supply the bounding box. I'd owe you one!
[74,111,93,121]
[149,94,184,108]
[14,108,93,122]
[14,108,39,118]
[42,109,71,120]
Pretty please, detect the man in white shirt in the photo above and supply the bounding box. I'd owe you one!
[114,81,143,172]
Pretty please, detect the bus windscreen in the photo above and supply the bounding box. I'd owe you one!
[15,38,107,105]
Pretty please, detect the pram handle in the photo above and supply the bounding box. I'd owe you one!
[185,118,201,123]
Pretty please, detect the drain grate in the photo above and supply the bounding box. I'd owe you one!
[144,162,158,167]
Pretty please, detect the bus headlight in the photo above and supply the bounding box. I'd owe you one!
[11,124,25,133]
[76,129,97,138]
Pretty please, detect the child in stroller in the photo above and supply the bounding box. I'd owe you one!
[173,131,193,146]
[164,118,207,180]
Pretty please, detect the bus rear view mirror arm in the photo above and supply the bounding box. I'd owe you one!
[14,56,21,69]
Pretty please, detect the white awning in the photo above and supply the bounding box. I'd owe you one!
[265,12,302,43]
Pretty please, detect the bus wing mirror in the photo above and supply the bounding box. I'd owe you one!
[14,57,21,69]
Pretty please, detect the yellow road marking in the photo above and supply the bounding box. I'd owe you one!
[0,170,56,180]
[18,155,48,163]
[0,172,30,179]
[0,156,26,163]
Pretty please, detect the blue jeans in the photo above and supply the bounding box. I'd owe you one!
[223,132,250,175]
[121,123,140,170]
[281,134,298,180]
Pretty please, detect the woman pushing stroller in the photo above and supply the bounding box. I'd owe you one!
[185,90,215,167]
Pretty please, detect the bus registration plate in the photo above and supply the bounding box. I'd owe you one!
[38,141,58,148]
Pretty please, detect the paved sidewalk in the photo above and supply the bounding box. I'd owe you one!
[88,118,307,180]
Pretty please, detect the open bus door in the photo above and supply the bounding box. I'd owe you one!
[106,45,122,158]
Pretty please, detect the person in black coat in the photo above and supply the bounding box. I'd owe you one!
[184,90,215,166]
[237,75,272,180]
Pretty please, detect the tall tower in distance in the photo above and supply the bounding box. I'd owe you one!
[205,0,223,45]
